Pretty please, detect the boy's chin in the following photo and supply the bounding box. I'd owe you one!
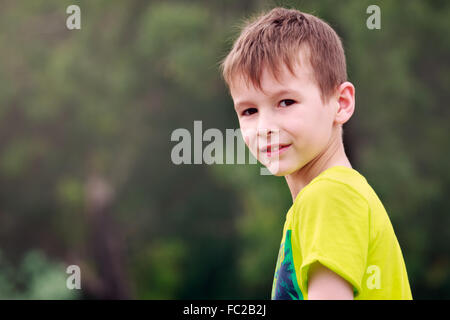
[270,171,287,177]
[264,163,294,177]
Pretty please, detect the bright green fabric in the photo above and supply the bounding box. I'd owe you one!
[271,166,413,300]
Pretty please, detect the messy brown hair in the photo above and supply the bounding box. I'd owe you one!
[220,7,347,104]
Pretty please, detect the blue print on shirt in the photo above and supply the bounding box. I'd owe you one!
[271,230,304,300]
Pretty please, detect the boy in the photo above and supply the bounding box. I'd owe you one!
[220,8,412,299]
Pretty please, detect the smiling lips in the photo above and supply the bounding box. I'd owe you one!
[260,143,292,156]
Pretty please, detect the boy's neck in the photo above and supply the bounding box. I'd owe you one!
[285,126,352,203]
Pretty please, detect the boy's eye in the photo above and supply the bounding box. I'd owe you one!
[279,99,296,107]
[242,108,257,116]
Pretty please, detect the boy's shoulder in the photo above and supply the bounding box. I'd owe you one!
[290,166,374,234]
[295,166,372,208]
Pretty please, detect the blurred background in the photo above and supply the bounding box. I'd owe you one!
[0,0,448,299]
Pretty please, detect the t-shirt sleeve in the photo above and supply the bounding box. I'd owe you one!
[293,179,370,299]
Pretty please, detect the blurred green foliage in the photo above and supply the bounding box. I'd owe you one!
[0,0,448,299]
[0,250,79,299]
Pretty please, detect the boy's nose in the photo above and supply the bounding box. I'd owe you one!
[257,127,279,138]
[257,128,280,148]
[256,110,279,137]
[257,128,274,139]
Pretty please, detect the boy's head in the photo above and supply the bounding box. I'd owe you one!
[220,7,355,176]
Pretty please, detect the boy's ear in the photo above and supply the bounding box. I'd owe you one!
[334,81,355,125]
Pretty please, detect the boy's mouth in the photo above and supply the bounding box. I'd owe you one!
[261,144,292,156]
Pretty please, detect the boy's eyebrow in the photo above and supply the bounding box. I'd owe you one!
[234,100,254,110]
[234,89,298,109]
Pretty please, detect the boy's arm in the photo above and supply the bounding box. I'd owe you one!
[307,262,354,300]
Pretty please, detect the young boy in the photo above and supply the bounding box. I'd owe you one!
[220,8,412,299]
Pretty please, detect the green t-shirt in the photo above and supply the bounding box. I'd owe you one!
[271,166,413,300]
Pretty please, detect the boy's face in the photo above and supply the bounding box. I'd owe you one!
[230,53,339,176]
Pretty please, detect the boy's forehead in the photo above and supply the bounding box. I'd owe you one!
[230,55,316,100]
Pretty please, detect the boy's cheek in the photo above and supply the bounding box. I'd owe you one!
[242,131,250,146]
[241,129,265,162]
[240,127,256,148]
[245,136,259,160]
